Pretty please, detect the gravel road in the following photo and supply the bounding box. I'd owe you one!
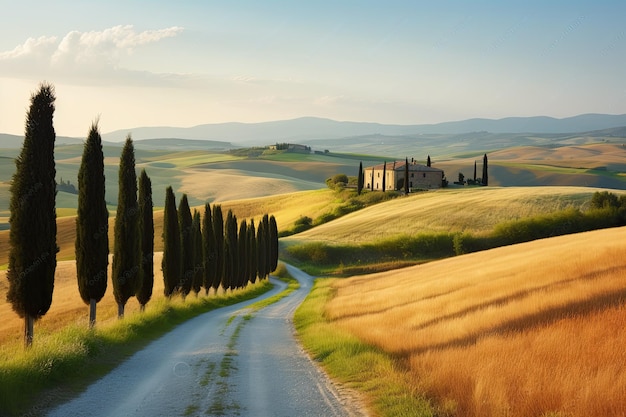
[46,265,366,417]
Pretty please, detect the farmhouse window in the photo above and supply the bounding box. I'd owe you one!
[423,173,426,178]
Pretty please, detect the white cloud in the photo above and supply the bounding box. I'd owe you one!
[0,25,183,82]
[0,36,58,60]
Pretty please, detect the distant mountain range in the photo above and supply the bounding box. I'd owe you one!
[2,114,626,149]
[100,114,626,144]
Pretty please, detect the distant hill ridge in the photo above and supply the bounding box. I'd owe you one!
[98,114,626,144]
[2,113,626,148]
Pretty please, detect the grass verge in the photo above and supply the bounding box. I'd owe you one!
[294,278,437,417]
[0,280,273,417]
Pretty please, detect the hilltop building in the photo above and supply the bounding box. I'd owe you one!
[365,160,444,191]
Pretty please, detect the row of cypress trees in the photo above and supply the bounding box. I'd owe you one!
[6,83,278,347]
[162,187,279,299]
[76,126,155,324]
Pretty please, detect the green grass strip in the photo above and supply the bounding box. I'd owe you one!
[294,278,438,417]
[0,280,273,417]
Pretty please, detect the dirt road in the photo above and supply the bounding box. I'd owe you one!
[47,265,366,417]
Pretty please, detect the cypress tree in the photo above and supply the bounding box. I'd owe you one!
[202,203,216,295]
[261,214,271,279]
[136,169,153,310]
[370,167,374,191]
[191,210,203,296]
[404,157,409,195]
[112,136,140,318]
[473,160,477,182]
[427,155,431,167]
[238,220,248,288]
[382,161,387,192]
[76,120,108,328]
[212,205,224,293]
[357,161,364,195]
[7,83,57,347]
[162,186,180,297]
[248,219,257,284]
[178,194,193,299]
[256,218,266,281]
[224,210,238,291]
[482,154,489,186]
[269,215,278,273]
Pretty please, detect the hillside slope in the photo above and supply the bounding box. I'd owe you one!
[326,226,626,416]
[282,186,617,245]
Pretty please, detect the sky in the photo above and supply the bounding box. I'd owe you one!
[1,0,625,138]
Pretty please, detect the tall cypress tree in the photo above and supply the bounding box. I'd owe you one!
[261,214,271,279]
[474,160,477,182]
[238,220,248,288]
[224,210,238,291]
[382,161,387,192]
[178,194,193,299]
[248,219,257,284]
[202,203,216,295]
[212,205,224,293]
[76,120,108,328]
[7,83,57,347]
[191,210,203,296]
[404,157,410,195]
[269,215,278,274]
[112,136,140,318]
[136,169,153,310]
[257,218,267,281]
[482,154,489,186]
[162,186,180,297]
[357,161,364,195]
[427,155,431,167]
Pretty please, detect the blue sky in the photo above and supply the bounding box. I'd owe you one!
[1,1,625,137]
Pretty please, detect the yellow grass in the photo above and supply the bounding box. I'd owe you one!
[0,253,166,347]
[284,186,612,245]
[326,227,626,416]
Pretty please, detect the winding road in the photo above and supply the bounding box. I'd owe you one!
[47,265,366,417]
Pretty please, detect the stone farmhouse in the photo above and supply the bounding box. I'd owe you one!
[365,160,444,191]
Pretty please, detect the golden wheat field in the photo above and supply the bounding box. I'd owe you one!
[284,186,611,245]
[326,226,626,416]
[0,254,167,347]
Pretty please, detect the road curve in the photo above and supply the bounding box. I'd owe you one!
[46,265,366,417]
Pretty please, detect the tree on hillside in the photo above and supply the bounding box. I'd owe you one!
[136,169,154,311]
[162,186,180,297]
[257,217,267,281]
[238,220,248,288]
[473,160,477,182]
[248,219,258,284]
[404,157,409,195]
[382,161,387,192]
[357,162,364,195]
[178,194,193,300]
[269,215,278,274]
[7,83,58,347]
[427,155,431,167]
[112,136,140,318]
[76,120,108,328]
[202,203,216,294]
[482,154,489,186]
[224,210,238,291]
[370,167,374,191]
[212,205,225,293]
[191,210,203,296]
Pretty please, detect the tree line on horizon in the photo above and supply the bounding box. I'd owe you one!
[5,83,279,347]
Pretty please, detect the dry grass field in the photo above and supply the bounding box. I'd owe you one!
[0,254,166,347]
[326,226,626,416]
[283,186,611,246]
